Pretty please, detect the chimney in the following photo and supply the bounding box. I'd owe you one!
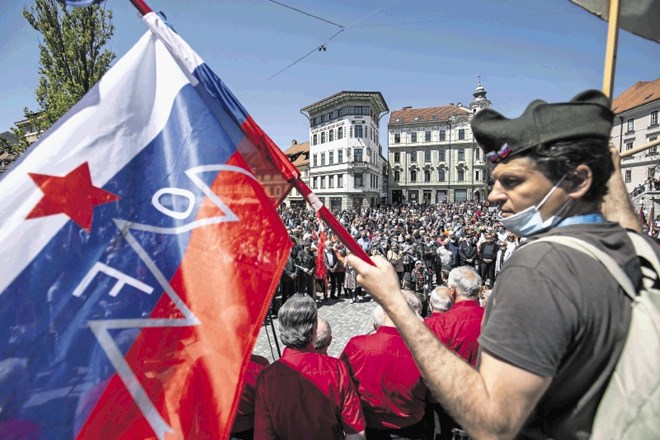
[402,106,412,110]
[291,139,297,146]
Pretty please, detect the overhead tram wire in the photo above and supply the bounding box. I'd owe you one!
[268,0,344,29]
[264,0,398,81]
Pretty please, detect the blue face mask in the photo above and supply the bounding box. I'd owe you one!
[498,175,571,237]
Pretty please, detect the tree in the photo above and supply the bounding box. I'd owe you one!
[10,0,115,154]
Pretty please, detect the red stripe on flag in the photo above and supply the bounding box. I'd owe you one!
[76,153,291,439]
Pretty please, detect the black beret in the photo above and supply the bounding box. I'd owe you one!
[471,89,614,164]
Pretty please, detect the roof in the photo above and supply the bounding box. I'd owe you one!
[301,91,389,114]
[284,141,309,168]
[389,105,471,126]
[611,78,660,114]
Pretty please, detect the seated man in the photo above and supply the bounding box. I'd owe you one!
[254,295,365,440]
[340,290,427,440]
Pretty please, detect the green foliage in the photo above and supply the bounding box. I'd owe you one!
[21,0,115,139]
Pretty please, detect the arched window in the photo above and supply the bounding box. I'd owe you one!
[394,171,400,182]
[438,168,445,182]
[410,170,417,182]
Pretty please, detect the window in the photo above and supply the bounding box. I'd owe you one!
[338,126,344,139]
[458,148,465,161]
[355,106,363,115]
[329,151,334,165]
[337,174,343,187]
[312,117,317,126]
[627,118,634,132]
[320,176,326,189]
[394,152,400,162]
[651,111,659,126]
[626,142,633,151]
[438,168,445,182]
[439,130,446,141]
[624,170,631,183]
[475,148,480,160]
[424,150,431,162]
[313,134,318,146]
[438,149,445,161]
[321,132,326,143]
[458,129,465,140]
[321,153,326,166]
[425,131,431,142]
[313,177,318,188]
[650,136,657,154]
[424,170,431,182]
[411,132,417,143]
[328,175,334,188]
[321,114,326,123]
[394,171,400,182]
[457,169,465,181]
[329,111,334,120]
[410,151,417,162]
[338,149,343,163]
[475,170,480,181]
[313,154,318,167]
[354,173,363,187]
[355,125,364,138]
[394,133,400,143]
[410,170,417,182]
[354,148,364,163]
[329,129,334,142]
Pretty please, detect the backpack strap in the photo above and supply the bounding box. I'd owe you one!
[532,235,637,301]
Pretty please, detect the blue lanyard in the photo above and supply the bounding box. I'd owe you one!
[557,213,606,227]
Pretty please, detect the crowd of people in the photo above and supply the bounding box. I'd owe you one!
[277,201,520,313]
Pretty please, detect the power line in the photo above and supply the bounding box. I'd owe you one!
[265,0,398,81]
[268,0,344,29]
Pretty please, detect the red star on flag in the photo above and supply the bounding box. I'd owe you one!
[27,162,121,231]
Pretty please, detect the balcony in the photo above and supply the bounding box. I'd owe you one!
[350,160,369,171]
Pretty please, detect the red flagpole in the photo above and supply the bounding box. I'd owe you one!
[130,0,152,15]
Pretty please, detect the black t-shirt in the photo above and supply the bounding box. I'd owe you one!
[479,222,647,439]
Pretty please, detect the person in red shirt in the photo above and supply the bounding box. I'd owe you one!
[231,354,270,439]
[426,266,484,367]
[340,290,427,440]
[254,295,365,440]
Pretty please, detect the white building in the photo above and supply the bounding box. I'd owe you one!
[610,78,660,212]
[387,83,491,204]
[301,91,389,211]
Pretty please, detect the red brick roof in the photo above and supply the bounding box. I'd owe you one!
[611,78,660,113]
[284,141,309,168]
[389,105,470,126]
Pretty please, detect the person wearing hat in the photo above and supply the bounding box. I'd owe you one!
[346,90,655,439]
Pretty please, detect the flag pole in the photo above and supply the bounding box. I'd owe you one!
[129,0,152,15]
[602,0,620,98]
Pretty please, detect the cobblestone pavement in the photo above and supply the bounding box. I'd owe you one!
[253,293,378,362]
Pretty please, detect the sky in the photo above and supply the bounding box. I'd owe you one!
[1,0,658,152]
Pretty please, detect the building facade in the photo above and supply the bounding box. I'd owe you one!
[282,139,311,209]
[387,83,491,204]
[301,91,389,212]
[610,78,660,212]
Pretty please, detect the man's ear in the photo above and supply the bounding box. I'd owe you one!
[566,164,593,199]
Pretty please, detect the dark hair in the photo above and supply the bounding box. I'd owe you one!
[521,137,613,201]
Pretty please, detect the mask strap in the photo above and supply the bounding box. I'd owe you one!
[537,175,567,210]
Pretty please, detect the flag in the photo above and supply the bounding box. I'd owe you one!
[0,12,292,440]
[570,0,660,43]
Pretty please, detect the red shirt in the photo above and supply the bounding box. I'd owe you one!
[232,354,270,433]
[425,300,484,366]
[254,346,365,440]
[340,326,427,430]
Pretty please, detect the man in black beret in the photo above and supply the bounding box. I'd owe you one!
[347,90,655,439]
